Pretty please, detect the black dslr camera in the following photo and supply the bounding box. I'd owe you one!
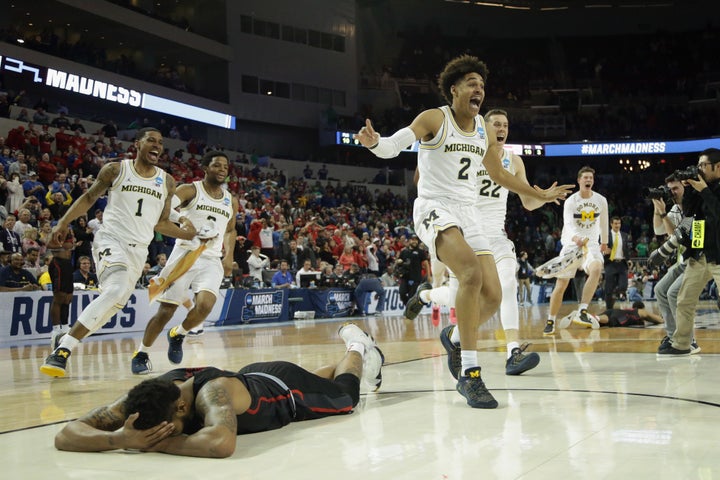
[646,185,670,200]
[674,165,700,181]
[647,217,693,268]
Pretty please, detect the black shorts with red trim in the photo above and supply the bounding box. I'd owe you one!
[49,257,74,294]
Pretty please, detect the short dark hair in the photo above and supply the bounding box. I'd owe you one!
[201,149,228,167]
[135,127,161,141]
[438,54,489,105]
[124,378,181,429]
[611,216,621,223]
[700,148,720,164]
[664,173,680,184]
[632,301,645,309]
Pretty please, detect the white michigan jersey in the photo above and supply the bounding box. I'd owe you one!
[102,159,168,246]
[561,190,609,247]
[174,181,233,258]
[417,105,488,205]
[475,148,514,236]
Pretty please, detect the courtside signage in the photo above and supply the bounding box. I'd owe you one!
[0,54,235,129]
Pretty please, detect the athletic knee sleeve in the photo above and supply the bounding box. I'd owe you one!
[497,257,519,330]
[78,266,134,334]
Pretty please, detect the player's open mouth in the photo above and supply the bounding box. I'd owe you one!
[470,98,482,108]
[497,135,505,142]
[148,150,159,160]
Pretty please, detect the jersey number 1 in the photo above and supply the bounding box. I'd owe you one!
[135,199,144,217]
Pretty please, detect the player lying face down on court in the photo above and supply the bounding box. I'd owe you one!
[54,324,384,458]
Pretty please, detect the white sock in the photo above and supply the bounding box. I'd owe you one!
[460,350,478,376]
[450,326,460,344]
[419,289,432,304]
[348,342,365,357]
[137,343,148,353]
[507,341,520,359]
[579,303,588,311]
[428,286,450,306]
[174,325,189,336]
[58,334,80,352]
[548,315,556,321]
[53,325,63,332]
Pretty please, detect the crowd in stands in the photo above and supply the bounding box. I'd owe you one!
[360,25,720,142]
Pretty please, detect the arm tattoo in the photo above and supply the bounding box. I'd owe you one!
[196,382,237,432]
[80,405,124,431]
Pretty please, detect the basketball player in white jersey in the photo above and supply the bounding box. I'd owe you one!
[412,110,564,376]
[355,55,572,408]
[131,150,238,374]
[40,128,198,378]
[543,166,609,335]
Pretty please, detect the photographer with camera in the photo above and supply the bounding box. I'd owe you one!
[658,148,720,356]
[647,173,700,353]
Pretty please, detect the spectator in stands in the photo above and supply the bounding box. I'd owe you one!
[0,252,40,292]
[51,111,71,129]
[21,227,43,255]
[342,262,361,290]
[13,208,35,237]
[148,253,167,276]
[22,245,43,279]
[32,107,50,126]
[37,153,57,186]
[380,263,397,287]
[257,218,275,259]
[318,164,329,180]
[71,216,93,266]
[303,164,313,179]
[271,259,294,289]
[0,248,10,268]
[47,191,72,221]
[73,255,99,289]
[295,259,316,287]
[23,171,46,203]
[338,244,356,271]
[3,173,23,214]
[287,239,307,272]
[16,108,29,122]
[87,208,103,234]
[101,120,118,138]
[136,262,152,289]
[37,253,53,290]
[1,214,21,253]
[318,263,340,288]
[51,173,71,195]
[247,245,269,286]
[69,118,85,133]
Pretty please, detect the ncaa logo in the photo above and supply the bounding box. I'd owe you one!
[155,176,164,187]
[224,197,230,206]
[502,156,511,169]
[246,295,254,306]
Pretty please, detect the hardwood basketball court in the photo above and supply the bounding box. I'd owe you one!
[2,301,719,479]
